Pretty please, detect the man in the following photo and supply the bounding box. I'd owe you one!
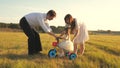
[19,10,57,55]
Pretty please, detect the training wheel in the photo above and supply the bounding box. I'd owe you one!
[48,49,57,58]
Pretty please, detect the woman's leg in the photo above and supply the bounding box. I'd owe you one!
[74,43,78,54]
[79,43,85,55]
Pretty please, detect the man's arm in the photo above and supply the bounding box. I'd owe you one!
[46,31,57,38]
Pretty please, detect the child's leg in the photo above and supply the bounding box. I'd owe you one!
[74,43,78,54]
[58,48,64,57]
[79,43,85,55]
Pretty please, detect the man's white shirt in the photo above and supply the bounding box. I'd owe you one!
[24,13,52,32]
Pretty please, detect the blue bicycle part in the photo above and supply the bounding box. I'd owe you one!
[69,53,77,60]
[65,52,69,57]
[48,49,57,58]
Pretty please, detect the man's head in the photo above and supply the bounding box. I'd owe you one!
[46,10,56,20]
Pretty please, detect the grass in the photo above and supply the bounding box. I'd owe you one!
[0,32,120,68]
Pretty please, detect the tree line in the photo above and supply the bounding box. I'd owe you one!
[0,22,65,33]
[1,22,118,35]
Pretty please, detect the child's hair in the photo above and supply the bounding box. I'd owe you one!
[47,10,56,17]
[64,14,76,33]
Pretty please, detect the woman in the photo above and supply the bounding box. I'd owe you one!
[60,14,89,56]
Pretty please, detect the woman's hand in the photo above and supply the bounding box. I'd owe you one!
[71,38,74,42]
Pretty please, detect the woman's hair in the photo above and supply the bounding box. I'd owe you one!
[47,10,56,17]
[64,14,76,33]
[64,14,72,24]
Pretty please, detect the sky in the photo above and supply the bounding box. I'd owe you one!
[0,0,120,31]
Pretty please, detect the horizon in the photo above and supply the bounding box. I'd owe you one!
[0,0,120,31]
[0,22,120,31]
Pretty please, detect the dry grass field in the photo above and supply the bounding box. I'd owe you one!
[0,32,120,68]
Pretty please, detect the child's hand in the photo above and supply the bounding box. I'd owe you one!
[56,37,60,43]
[58,36,66,39]
[56,37,59,40]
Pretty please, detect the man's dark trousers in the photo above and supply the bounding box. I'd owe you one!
[19,17,42,55]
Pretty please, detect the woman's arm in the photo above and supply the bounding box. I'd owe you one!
[72,29,79,41]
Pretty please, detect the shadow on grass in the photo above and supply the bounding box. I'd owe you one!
[0,53,48,60]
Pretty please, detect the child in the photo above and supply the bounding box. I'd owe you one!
[57,24,71,57]
[62,14,89,56]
